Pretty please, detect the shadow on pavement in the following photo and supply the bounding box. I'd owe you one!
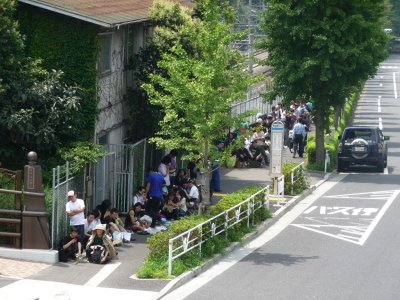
[240,251,319,267]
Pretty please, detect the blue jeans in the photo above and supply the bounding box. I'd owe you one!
[211,166,221,191]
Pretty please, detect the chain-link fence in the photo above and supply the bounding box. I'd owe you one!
[231,92,282,124]
[51,162,85,249]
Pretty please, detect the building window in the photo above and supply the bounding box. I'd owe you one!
[98,133,108,145]
[99,34,112,75]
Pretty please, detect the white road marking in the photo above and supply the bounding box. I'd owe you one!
[324,190,397,199]
[0,279,158,300]
[379,117,383,130]
[160,175,347,300]
[84,262,121,287]
[393,72,398,99]
[358,190,400,245]
[292,190,400,246]
[384,167,388,175]
[378,98,381,112]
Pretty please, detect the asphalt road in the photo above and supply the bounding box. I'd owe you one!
[163,54,400,300]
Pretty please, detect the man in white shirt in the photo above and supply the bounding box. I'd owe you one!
[66,190,85,242]
[83,211,99,244]
[185,179,199,211]
[292,118,307,158]
[158,155,172,188]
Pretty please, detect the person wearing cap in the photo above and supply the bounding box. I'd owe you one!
[66,190,85,242]
[86,223,117,264]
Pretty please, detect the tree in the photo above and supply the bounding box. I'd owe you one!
[126,0,197,142]
[389,0,400,34]
[261,0,388,163]
[143,0,258,203]
[0,0,80,168]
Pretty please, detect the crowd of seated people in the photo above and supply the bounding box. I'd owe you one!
[226,101,313,167]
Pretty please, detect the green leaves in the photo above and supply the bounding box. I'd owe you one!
[261,0,388,162]
[0,0,83,168]
[142,0,258,164]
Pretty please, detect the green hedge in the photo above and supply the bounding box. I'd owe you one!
[137,186,270,278]
[282,162,310,195]
[306,89,360,171]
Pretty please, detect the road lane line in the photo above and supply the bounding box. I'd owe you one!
[393,72,398,99]
[379,117,383,130]
[160,174,347,300]
[358,190,400,246]
[378,98,381,113]
[84,262,121,287]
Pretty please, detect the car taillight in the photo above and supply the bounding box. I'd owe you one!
[338,142,342,152]
[378,143,383,153]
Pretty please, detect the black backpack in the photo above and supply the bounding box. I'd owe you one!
[88,246,105,264]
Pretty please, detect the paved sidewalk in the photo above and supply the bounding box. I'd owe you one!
[0,148,327,299]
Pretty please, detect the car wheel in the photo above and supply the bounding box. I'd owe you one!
[377,161,384,173]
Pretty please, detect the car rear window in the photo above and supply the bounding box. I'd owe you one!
[344,129,374,142]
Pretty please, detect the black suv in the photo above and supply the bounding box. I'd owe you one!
[337,126,389,173]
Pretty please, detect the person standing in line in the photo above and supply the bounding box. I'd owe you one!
[66,190,85,242]
[158,155,172,190]
[168,149,178,187]
[145,167,164,227]
[292,118,307,158]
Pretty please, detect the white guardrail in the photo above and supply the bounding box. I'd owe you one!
[168,186,270,276]
[290,162,305,195]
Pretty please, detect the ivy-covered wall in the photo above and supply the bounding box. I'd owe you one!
[18,3,99,143]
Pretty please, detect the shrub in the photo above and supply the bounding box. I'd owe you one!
[137,185,271,278]
[281,162,310,195]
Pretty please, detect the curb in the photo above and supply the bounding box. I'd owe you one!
[156,171,337,299]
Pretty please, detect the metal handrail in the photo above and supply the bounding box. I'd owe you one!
[0,188,45,197]
[290,162,305,195]
[168,186,270,276]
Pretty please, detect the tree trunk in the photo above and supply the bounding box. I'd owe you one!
[333,104,341,130]
[201,137,211,210]
[314,104,326,164]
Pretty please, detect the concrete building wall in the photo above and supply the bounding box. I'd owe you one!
[96,23,148,145]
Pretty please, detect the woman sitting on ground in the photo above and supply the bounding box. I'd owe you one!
[86,224,117,264]
[125,203,148,232]
[162,192,180,220]
[174,169,188,187]
[175,189,190,217]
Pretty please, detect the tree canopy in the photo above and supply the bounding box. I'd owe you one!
[0,0,81,168]
[143,0,258,162]
[261,0,388,162]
